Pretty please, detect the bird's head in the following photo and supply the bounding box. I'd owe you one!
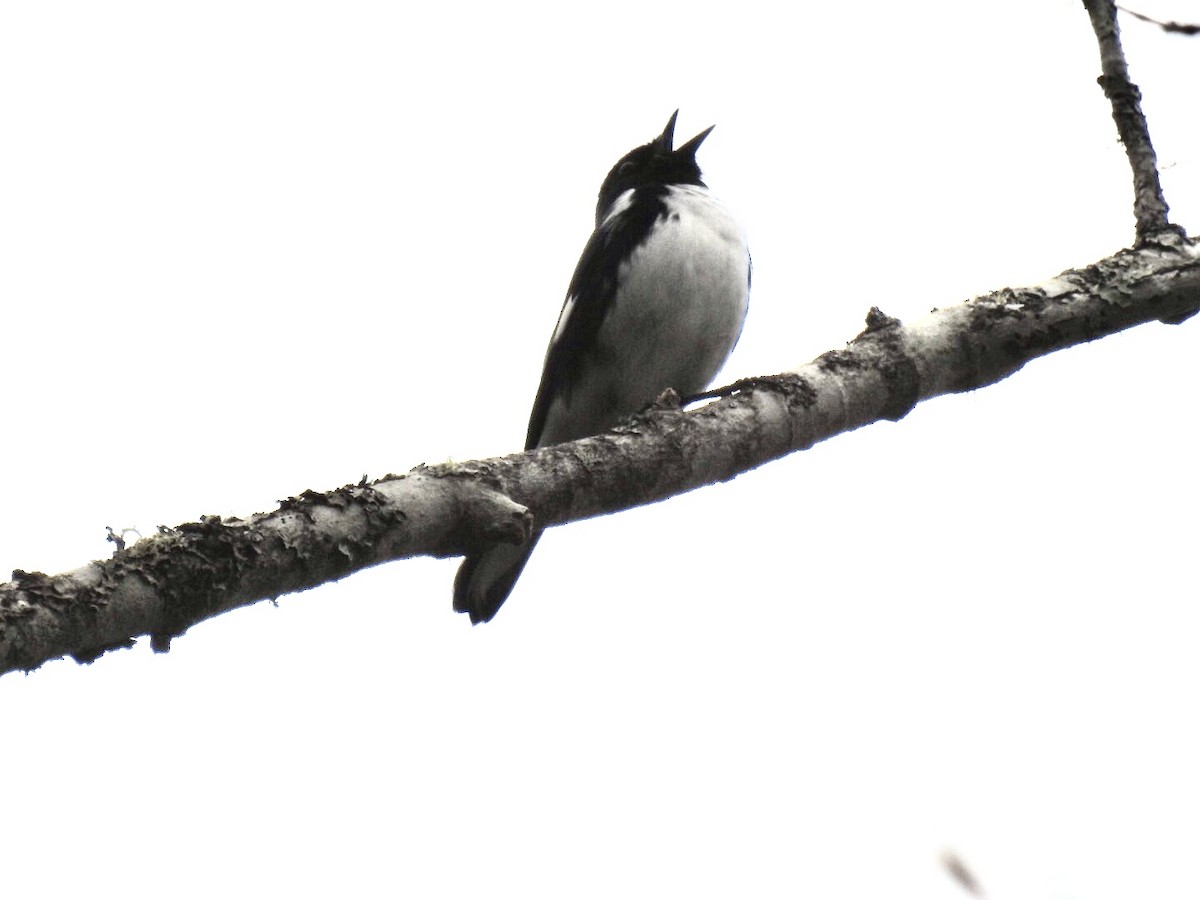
[594,110,714,224]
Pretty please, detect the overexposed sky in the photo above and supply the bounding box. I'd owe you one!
[2,2,1198,898]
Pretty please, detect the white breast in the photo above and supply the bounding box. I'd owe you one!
[613,184,749,393]
[538,184,750,447]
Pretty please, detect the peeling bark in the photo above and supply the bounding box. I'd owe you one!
[2,1,1195,676]
[3,235,1198,675]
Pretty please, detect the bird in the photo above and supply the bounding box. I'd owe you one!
[453,110,751,624]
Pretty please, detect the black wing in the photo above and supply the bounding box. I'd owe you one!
[524,188,667,449]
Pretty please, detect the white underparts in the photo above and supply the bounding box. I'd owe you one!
[538,183,750,447]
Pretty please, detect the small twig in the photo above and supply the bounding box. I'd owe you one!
[1082,0,1175,243]
[1116,5,1200,35]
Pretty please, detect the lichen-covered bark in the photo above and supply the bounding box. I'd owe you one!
[3,234,1198,676]
[1084,0,1174,240]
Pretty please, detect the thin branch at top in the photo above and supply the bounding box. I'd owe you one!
[1116,5,1200,36]
[1083,0,1177,242]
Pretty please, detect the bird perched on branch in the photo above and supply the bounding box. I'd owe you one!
[454,110,751,624]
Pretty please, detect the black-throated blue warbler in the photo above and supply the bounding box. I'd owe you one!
[454,111,750,623]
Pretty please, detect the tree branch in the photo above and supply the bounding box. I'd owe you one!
[2,3,1197,676]
[1115,5,1200,36]
[3,234,1198,676]
[1084,0,1177,242]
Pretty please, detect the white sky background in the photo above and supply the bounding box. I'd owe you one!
[2,1,1198,897]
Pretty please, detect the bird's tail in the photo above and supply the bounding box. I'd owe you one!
[453,531,543,624]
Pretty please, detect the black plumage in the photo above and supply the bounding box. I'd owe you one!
[454,111,750,624]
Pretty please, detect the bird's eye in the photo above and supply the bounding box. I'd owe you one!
[617,160,636,175]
